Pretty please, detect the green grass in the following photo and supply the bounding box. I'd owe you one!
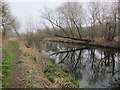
[2,40,20,88]
[16,60,24,64]
[43,58,79,88]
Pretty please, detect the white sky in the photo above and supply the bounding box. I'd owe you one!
[6,0,118,32]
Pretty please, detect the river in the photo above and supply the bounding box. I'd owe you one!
[42,41,120,88]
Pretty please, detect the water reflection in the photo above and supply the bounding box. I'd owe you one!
[42,42,120,88]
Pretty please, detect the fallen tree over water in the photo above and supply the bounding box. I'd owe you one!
[54,35,92,42]
[46,38,120,50]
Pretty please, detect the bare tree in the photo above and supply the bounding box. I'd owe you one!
[10,17,21,39]
[88,2,100,39]
[57,2,84,39]
[104,2,118,40]
[42,8,70,37]
[2,1,21,39]
[2,2,11,38]
[87,2,118,40]
[41,2,118,42]
[0,0,2,37]
[42,2,89,41]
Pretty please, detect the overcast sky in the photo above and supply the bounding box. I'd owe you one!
[6,0,118,32]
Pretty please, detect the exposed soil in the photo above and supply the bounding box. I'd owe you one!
[9,43,23,88]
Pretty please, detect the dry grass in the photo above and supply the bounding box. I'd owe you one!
[114,36,120,42]
[2,39,9,49]
[16,39,78,88]
[16,39,55,88]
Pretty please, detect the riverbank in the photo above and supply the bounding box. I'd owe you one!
[2,39,80,88]
[45,37,120,50]
[17,39,80,88]
[43,58,79,88]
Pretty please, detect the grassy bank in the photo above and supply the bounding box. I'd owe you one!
[43,58,79,88]
[2,40,20,88]
[5,39,80,88]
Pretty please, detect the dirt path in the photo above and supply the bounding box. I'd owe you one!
[9,44,22,88]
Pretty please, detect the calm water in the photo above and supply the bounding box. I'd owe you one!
[42,41,120,88]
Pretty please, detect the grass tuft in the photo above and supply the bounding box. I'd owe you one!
[16,60,24,64]
[43,58,79,88]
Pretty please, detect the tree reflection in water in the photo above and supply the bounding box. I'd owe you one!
[42,42,120,88]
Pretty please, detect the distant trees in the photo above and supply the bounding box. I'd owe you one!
[42,2,118,41]
[1,1,20,39]
[57,2,86,39]
[10,17,21,39]
[104,3,118,40]
[23,1,118,48]
[0,0,2,36]
[24,20,50,48]
[21,1,118,50]
[84,2,118,41]
[88,2,103,38]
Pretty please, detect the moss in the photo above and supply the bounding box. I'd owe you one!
[43,58,79,88]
